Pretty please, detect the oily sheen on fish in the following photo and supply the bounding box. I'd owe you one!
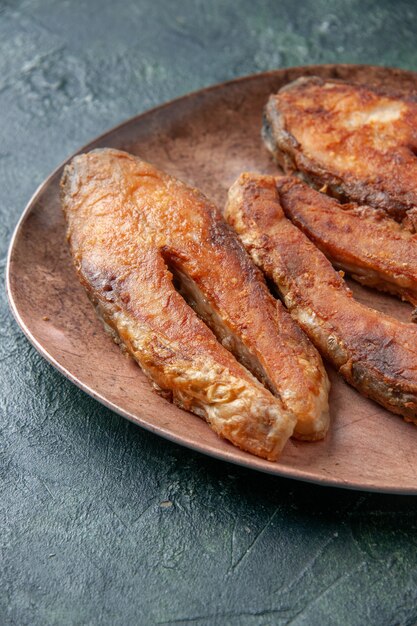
[225,173,417,423]
[263,76,417,230]
[274,175,417,318]
[61,149,330,460]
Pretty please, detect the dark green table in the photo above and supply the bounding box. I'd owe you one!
[2,1,417,624]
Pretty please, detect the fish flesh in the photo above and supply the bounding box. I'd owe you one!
[263,76,417,230]
[274,175,417,318]
[225,172,417,423]
[61,149,330,459]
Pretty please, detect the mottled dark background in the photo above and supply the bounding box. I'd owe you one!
[2,1,417,625]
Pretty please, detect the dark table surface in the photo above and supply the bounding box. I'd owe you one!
[2,1,417,625]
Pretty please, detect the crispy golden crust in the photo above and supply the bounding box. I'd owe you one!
[275,175,417,316]
[61,149,330,459]
[263,76,417,229]
[225,173,417,423]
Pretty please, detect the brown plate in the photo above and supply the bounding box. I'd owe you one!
[7,64,417,494]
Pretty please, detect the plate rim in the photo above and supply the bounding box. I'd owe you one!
[6,63,417,495]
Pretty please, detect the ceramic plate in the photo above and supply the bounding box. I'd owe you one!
[7,64,417,493]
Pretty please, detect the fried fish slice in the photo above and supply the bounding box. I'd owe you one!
[263,76,417,229]
[274,175,417,317]
[61,149,330,459]
[225,173,417,423]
